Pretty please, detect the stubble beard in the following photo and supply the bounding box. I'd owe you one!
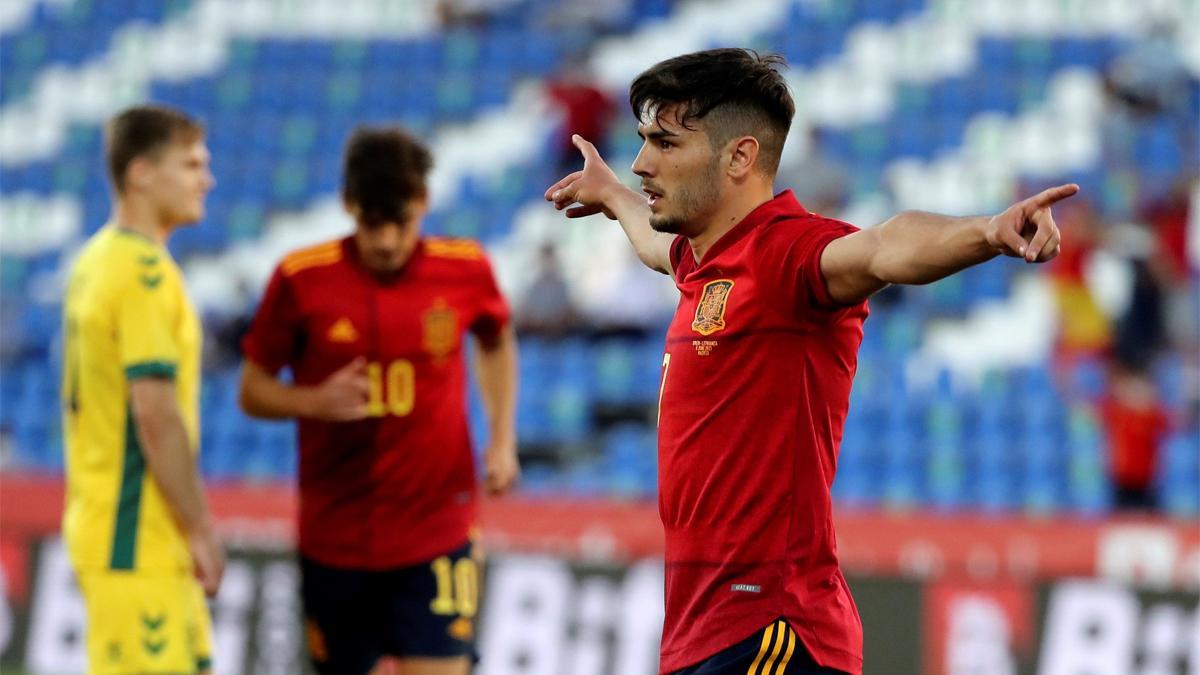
[648,156,722,236]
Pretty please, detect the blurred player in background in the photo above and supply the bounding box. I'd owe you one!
[548,48,1076,675]
[239,126,519,675]
[62,104,224,675]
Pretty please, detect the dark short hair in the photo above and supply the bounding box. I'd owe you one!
[105,104,204,194]
[342,126,434,227]
[629,48,795,175]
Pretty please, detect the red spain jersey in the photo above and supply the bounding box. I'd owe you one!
[242,236,509,570]
[658,191,867,674]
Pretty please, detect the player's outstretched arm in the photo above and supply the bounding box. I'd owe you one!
[820,184,1079,304]
[129,377,225,597]
[472,325,519,495]
[545,135,675,275]
[239,358,370,422]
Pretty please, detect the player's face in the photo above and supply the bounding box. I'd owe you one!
[631,105,722,236]
[141,139,214,226]
[352,199,427,274]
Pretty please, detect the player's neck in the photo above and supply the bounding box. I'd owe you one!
[687,182,775,263]
[111,199,172,247]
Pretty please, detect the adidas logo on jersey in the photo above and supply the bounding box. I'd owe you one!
[327,318,359,343]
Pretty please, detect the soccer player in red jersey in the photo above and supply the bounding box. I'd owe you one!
[239,127,519,675]
[547,49,1076,675]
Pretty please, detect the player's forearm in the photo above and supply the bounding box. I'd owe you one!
[605,185,674,275]
[473,327,518,444]
[132,400,214,535]
[238,360,318,419]
[869,211,997,285]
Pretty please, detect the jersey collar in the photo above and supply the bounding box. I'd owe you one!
[692,189,808,266]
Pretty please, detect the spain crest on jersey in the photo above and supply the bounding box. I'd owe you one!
[691,279,734,336]
[423,298,458,359]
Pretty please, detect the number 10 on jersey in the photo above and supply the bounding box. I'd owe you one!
[366,359,414,418]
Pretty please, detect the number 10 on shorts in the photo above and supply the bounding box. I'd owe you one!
[429,556,478,618]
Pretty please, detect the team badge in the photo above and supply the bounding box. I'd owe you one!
[326,317,359,343]
[423,298,458,359]
[691,279,734,336]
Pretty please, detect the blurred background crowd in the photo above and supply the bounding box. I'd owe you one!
[1,0,1197,517]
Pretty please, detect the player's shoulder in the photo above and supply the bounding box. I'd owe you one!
[78,227,175,290]
[761,208,857,245]
[422,236,489,263]
[278,238,345,278]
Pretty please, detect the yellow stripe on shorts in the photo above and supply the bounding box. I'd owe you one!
[746,621,777,675]
[770,621,797,674]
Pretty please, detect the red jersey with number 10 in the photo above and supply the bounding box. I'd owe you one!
[658,191,867,674]
[242,236,509,570]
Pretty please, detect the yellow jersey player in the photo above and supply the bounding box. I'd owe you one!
[61,104,224,675]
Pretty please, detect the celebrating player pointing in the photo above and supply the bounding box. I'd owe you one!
[547,48,1075,675]
[240,127,518,675]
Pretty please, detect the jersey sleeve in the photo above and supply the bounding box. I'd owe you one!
[241,266,304,374]
[775,216,860,313]
[469,255,510,340]
[118,267,181,380]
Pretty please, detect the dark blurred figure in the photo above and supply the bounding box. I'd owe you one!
[545,57,616,176]
[1103,23,1191,120]
[775,126,850,217]
[1102,363,1170,510]
[539,0,633,35]
[436,0,521,27]
[1139,178,1197,351]
[517,243,579,338]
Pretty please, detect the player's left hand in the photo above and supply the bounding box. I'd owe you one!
[984,183,1078,263]
[484,437,520,496]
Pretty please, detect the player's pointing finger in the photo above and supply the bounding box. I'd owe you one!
[572,134,601,162]
[1030,183,1079,208]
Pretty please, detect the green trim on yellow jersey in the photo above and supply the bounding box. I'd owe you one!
[110,405,146,570]
[125,361,177,380]
[114,227,158,245]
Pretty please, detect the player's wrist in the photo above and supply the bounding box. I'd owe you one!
[604,183,647,218]
[292,386,320,418]
[487,428,516,449]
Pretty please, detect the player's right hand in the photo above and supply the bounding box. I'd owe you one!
[188,524,225,598]
[306,357,371,422]
[545,135,625,219]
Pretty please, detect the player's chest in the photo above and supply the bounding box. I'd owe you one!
[301,279,473,361]
[667,265,775,354]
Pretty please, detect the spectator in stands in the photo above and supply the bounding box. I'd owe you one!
[538,0,634,35]
[436,0,521,27]
[1139,177,1198,353]
[1102,363,1170,510]
[1111,245,1169,372]
[517,242,579,338]
[545,56,616,176]
[1046,198,1111,363]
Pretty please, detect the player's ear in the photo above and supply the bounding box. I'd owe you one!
[727,136,759,179]
[125,156,154,192]
[343,198,360,219]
